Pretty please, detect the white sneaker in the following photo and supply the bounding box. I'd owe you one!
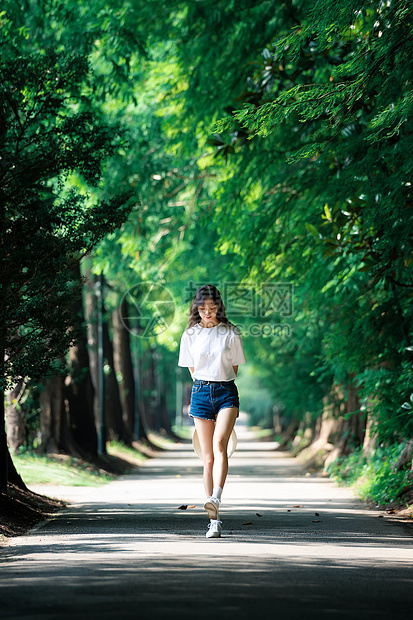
[206,519,222,539]
[204,496,221,520]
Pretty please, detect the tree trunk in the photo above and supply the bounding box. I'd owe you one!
[1,325,8,493]
[346,380,365,446]
[133,376,150,443]
[5,380,26,453]
[38,374,65,454]
[395,439,413,471]
[272,406,283,435]
[138,347,155,434]
[103,314,125,441]
[65,347,97,456]
[297,392,339,467]
[84,272,101,435]
[298,409,338,466]
[362,407,376,456]
[112,300,135,444]
[38,266,97,458]
[7,449,27,490]
[159,372,172,435]
[324,382,364,468]
[149,348,161,431]
[65,265,97,456]
[131,329,145,442]
[279,416,299,447]
[151,349,167,433]
[323,415,351,469]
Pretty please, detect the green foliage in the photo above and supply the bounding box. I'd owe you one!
[83,0,412,446]
[163,0,413,443]
[237,366,274,428]
[327,444,412,506]
[0,41,133,389]
[11,450,115,486]
[0,0,148,99]
[355,362,413,442]
[214,0,413,295]
[106,441,147,465]
[4,0,413,473]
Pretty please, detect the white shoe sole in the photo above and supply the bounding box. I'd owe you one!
[204,500,219,520]
[206,531,221,539]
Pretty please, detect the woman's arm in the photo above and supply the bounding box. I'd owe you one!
[189,367,194,379]
[233,365,238,376]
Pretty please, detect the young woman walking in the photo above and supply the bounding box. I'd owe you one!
[178,285,246,538]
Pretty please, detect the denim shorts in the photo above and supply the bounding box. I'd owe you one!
[189,379,240,421]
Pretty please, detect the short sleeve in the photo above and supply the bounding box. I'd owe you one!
[178,331,194,367]
[230,332,246,365]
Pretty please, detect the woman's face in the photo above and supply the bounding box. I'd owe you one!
[197,297,219,326]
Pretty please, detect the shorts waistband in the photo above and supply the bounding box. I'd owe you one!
[193,379,235,386]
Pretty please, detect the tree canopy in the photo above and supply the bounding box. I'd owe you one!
[2,0,413,456]
[0,12,133,389]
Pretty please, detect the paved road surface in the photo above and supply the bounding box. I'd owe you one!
[1,421,413,620]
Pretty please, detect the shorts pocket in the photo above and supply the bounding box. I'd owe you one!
[220,382,237,392]
[192,383,203,394]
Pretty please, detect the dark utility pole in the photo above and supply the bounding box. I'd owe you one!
[0,323,8,494]
[96,273,106,455]
[133,319,142,440]
[0,387,7,494]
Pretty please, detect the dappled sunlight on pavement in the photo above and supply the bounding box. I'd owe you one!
[1,418,413,620]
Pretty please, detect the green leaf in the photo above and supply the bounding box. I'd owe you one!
[305,223,320,238]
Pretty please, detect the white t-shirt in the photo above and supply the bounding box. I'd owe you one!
[178,322,246,381]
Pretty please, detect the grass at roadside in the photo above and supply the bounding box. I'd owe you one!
[251,427,282,442]
[11,441,148,488]
[326,444,413,507]
[172,424,193,440]
[107,441,147,466]
[11,451,116,487]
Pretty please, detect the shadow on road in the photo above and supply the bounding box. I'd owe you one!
[1,420,413,620]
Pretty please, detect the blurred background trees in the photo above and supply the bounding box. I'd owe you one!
[1,0,412,500]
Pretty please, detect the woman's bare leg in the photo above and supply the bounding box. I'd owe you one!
[213,408,238,489]
[193,418,215,496]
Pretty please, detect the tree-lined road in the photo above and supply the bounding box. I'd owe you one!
[1,421,413,620]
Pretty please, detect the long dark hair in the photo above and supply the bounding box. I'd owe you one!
[187,285,230,328]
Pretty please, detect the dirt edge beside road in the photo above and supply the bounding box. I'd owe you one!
[0,484,65,543]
